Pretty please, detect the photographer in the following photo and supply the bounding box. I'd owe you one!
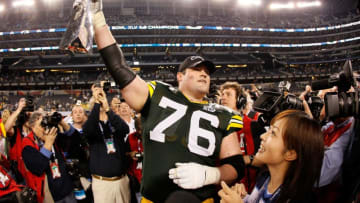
[316,95,355,203]
[126,115,143,203]
[59,105,92,202]
[21,112,75,203]
[0,165,23,203]
[308,60,357,202]
[5,98,32,183]
[83,85,130,203]
[0,123,23,203]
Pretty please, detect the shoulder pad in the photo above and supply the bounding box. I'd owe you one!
[156,81,179,93]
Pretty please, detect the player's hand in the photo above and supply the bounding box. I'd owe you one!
[90,0,103,14]
[90,0,106,30]
[218,181,245,203]
[168,162,220,189]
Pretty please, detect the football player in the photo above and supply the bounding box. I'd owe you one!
[89,1,246,202]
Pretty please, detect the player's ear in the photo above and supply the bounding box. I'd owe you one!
[177,72,184,83]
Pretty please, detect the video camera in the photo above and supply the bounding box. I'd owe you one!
[311,60,358,118]
[253,91,304,125]
[41,112,63,129]
[306,93,324,120]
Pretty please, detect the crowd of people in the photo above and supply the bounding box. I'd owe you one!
[0,58,358,203]
[0,1,359,203]
[0,3,358,31]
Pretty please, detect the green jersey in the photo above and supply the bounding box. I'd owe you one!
[140,81,243,202]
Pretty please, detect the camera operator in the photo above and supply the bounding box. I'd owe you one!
[219,82,263,192]
[5,98,32,183]
[83,85,130,203]
[308,60,358,202]
[316,94,355,203]
[21,112,76,203]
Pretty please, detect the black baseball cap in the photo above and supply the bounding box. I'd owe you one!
[178,56,216,75]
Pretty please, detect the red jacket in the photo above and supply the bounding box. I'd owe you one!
[237,114,257,192]
[9,128,27,179]
[0,162,22,197]
[127,132,143,184]
[21,132,45,203]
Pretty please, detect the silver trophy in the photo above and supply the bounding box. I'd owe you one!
[59,0,94,54]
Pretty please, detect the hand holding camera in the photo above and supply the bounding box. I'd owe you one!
[17,98,26,112]
[97,89,110,111]
[43,127,58,151]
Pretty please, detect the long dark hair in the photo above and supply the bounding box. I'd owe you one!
[270,110,324,203]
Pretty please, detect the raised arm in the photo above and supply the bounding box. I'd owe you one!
[92,1,148,112]
[5,98,26,134]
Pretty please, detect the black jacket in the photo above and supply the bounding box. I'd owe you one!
[83,103,129,177]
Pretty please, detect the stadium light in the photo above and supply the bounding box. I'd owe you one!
[297,1,321,8]
[269,2,295,10]
[237,0,262,7]
[0,5,4,12]
[12,0,35,8]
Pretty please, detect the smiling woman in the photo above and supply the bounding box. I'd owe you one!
[219,110,324,203]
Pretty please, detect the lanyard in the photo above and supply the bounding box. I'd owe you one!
[98,122,113,139]
[50,146,59,164]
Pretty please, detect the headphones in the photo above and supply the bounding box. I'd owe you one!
[236,93,247,110]
[219,91,247,110]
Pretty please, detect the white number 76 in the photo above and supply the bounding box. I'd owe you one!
[150,97,219,157]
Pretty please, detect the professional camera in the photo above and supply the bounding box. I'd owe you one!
[66,159,81,179]
[16,96,36,126]
[307,95,324,120]
[65,159,88,201]
[94,81,113,93]
[23,96,35,112]
[253,91,303,124]
[41,112,63,129]
[311,60,359,118]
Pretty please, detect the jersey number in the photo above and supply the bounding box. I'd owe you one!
[149,97,219,156]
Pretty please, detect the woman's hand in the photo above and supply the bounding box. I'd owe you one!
[218,181,246,203]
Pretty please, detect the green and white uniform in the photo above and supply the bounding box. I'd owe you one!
[140,81,243,202]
